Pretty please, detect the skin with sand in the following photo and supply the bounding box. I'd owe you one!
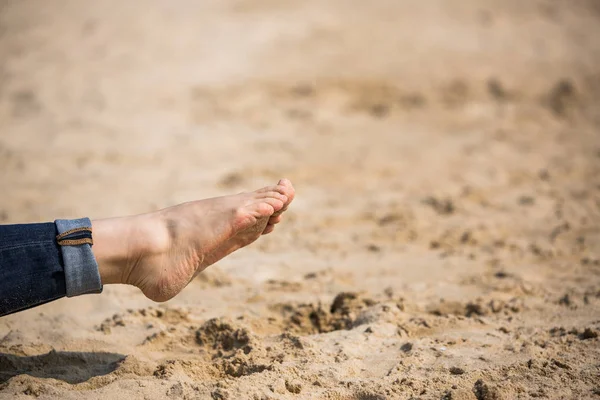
[92,178,295,301]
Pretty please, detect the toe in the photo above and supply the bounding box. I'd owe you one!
[256,197,283,215]
[257,191,288,204]
[268,214,282,225]
[262,224,275,235]
[256,181,294,205]
[251,180,293,218]
[277,178,295,205]
[257,185,282,194]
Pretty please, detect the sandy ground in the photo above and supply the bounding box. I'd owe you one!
[1,0,600,399]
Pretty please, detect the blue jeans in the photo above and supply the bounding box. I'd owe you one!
[0,219,102,317]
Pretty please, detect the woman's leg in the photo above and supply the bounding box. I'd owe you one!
[0,179,294,316]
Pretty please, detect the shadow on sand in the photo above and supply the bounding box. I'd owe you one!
[0,350,125,384]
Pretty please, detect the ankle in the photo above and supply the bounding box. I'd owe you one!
[93,212,169,285]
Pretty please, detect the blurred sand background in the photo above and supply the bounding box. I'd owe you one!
[1,0,599,399]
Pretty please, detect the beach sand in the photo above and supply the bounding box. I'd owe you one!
[1,0,599,398]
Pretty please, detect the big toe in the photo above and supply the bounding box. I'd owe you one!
[273,178,295,216]
[278,179,295,201]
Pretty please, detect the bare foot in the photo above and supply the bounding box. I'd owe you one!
[93,179,295,302]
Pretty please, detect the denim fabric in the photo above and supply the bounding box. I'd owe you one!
[55,218,102,297]
[0,223,66,317]
[0,219,103,317]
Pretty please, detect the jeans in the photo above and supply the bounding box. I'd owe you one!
[0,219,102,317]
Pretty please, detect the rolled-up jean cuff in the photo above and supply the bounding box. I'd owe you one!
[54,218,103,297]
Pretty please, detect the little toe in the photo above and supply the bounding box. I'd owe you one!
[272,202,291,216]
[268,214,282,225]
[262,224,275,235]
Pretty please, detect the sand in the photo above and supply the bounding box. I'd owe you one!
[1,0,599,399]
